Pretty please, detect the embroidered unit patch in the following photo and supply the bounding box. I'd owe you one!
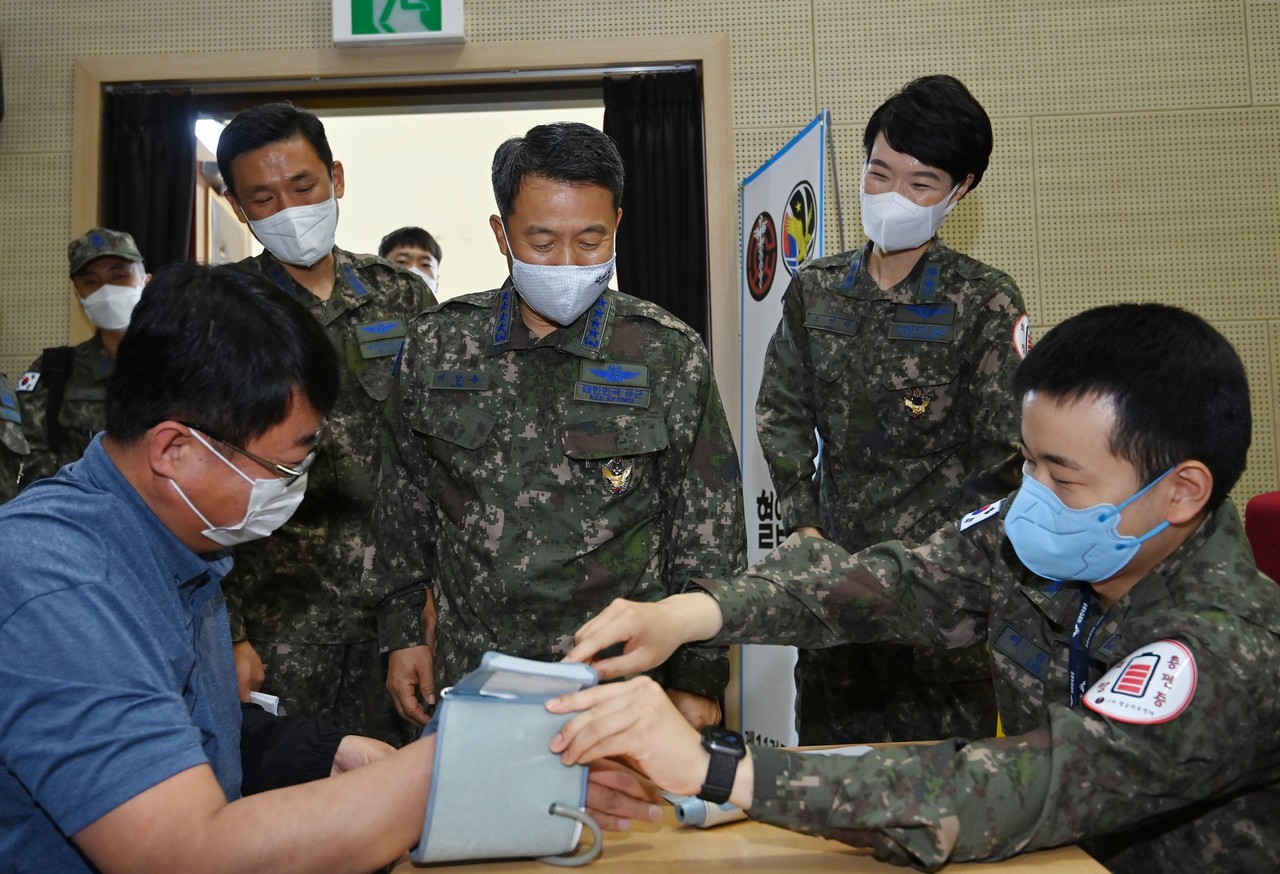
[1083,639,1197,725]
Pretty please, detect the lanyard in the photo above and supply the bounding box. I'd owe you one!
[1068,586,1104,709]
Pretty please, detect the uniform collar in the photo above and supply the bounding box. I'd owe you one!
[260,247,371,326]
[844,238,949,303]
[486,280,615,360]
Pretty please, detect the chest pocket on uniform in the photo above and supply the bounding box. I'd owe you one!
[563,414,668,498]
[875,359,963,458]
[804,303,867,386]
[351,319,408,402]
[410,393,495,451]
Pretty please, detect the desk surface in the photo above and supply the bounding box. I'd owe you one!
[392,803,1107,873]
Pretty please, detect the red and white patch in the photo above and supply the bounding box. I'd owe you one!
[16,371,39,393]
[1083,639,1196,725]
[1012,313,1032,360]
[959,499,1004,532]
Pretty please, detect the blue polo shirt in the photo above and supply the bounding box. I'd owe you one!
[0,435,241,868]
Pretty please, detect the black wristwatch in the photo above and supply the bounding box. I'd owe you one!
[697,725,745,804]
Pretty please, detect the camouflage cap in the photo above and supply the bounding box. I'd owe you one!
[68,228,144,276]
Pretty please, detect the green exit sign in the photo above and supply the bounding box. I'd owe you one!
[333,0,464,46]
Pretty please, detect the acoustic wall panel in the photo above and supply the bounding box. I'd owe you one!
[813,0,1249,121]
[1220,320,1275,505]
[0,152,72,381]
[1250,0,1280,104]
[467,1,817,131]
[1034,108,1280,325]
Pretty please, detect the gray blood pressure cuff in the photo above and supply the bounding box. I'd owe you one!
[411,652,603,867]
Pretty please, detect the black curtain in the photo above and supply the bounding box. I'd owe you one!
[603,72,709,342]
[102,90,197,268]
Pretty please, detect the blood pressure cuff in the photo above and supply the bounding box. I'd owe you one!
[410,652,603,867]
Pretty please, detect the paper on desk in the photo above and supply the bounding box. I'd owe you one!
[248,691,280,715]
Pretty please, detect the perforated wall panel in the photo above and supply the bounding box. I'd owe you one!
[1221,320,1274,508]
[813,0,1250,120]
[0,152,72,381]
[1250,0,1280,104]
[1035,108,1280,324]
[466,2,817,131]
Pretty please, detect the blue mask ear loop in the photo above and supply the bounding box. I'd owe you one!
[1098,467,1177,550]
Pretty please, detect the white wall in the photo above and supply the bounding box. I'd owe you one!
[319,105,604,301]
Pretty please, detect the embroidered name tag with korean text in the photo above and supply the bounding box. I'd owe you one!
[889,302,957,343]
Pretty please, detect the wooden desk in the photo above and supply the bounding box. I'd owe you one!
[391,803,1107,872]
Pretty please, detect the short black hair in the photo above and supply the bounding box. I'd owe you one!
[379,226,442,263]
[864,75,994,190]
[216,102,335,200]
[491,122,624,221]
[1013,303,1251,509]
[106,263,339,445]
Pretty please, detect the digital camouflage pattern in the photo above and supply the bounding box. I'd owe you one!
[755,238,1026,743]
[223,248,433,743]
[16,335,114,487]
[0,372,30,502]
[368,282,746,698]
[66,227,143,276]
[696,500,1280,873]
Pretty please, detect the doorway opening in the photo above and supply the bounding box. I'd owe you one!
[194,91,606,302]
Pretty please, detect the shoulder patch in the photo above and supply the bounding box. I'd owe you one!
[1013,313,1032,360]
[1083,639,1196,725]
[959,499,1004,531]
[16,372,40,393]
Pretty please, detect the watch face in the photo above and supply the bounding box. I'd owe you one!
[702,726,745,757]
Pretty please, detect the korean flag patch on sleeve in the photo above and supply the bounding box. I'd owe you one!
[16,372,40,393]
[1083,640,1197,725]
[959,499,1004,532]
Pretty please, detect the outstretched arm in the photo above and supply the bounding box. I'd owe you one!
[563,593,724,680]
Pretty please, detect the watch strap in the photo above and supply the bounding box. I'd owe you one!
[699,749,738,804]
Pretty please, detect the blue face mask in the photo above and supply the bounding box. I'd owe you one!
[1005,466,1174,582]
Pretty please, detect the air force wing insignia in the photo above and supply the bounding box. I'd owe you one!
[589,364,641,383]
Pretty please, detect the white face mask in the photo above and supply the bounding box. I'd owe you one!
[409,263,439,295]
[246,195,340,268]
[860,167,959,252]
[503,225,615,326]
[170,429,310,547]
[79,282,143,331]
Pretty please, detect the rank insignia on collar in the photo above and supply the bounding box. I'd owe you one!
[904,388,931,418]
[601,458,633,494]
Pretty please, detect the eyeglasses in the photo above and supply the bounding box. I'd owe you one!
[180,422,320,486]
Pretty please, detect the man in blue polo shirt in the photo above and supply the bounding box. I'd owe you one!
[0,262,658,873]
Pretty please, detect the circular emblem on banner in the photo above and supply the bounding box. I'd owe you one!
[781,181,818,275]
[745,211,778,301]
[1083,639,1197,725]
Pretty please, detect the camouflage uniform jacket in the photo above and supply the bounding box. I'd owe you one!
[0,372,30,502]
[696,499,1280,873]
[15,334,113,486]
[224,248,434,644]
[369,282,746,697]
[755,238,1026,549]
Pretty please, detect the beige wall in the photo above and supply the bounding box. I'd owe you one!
[1,1,1277,505]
